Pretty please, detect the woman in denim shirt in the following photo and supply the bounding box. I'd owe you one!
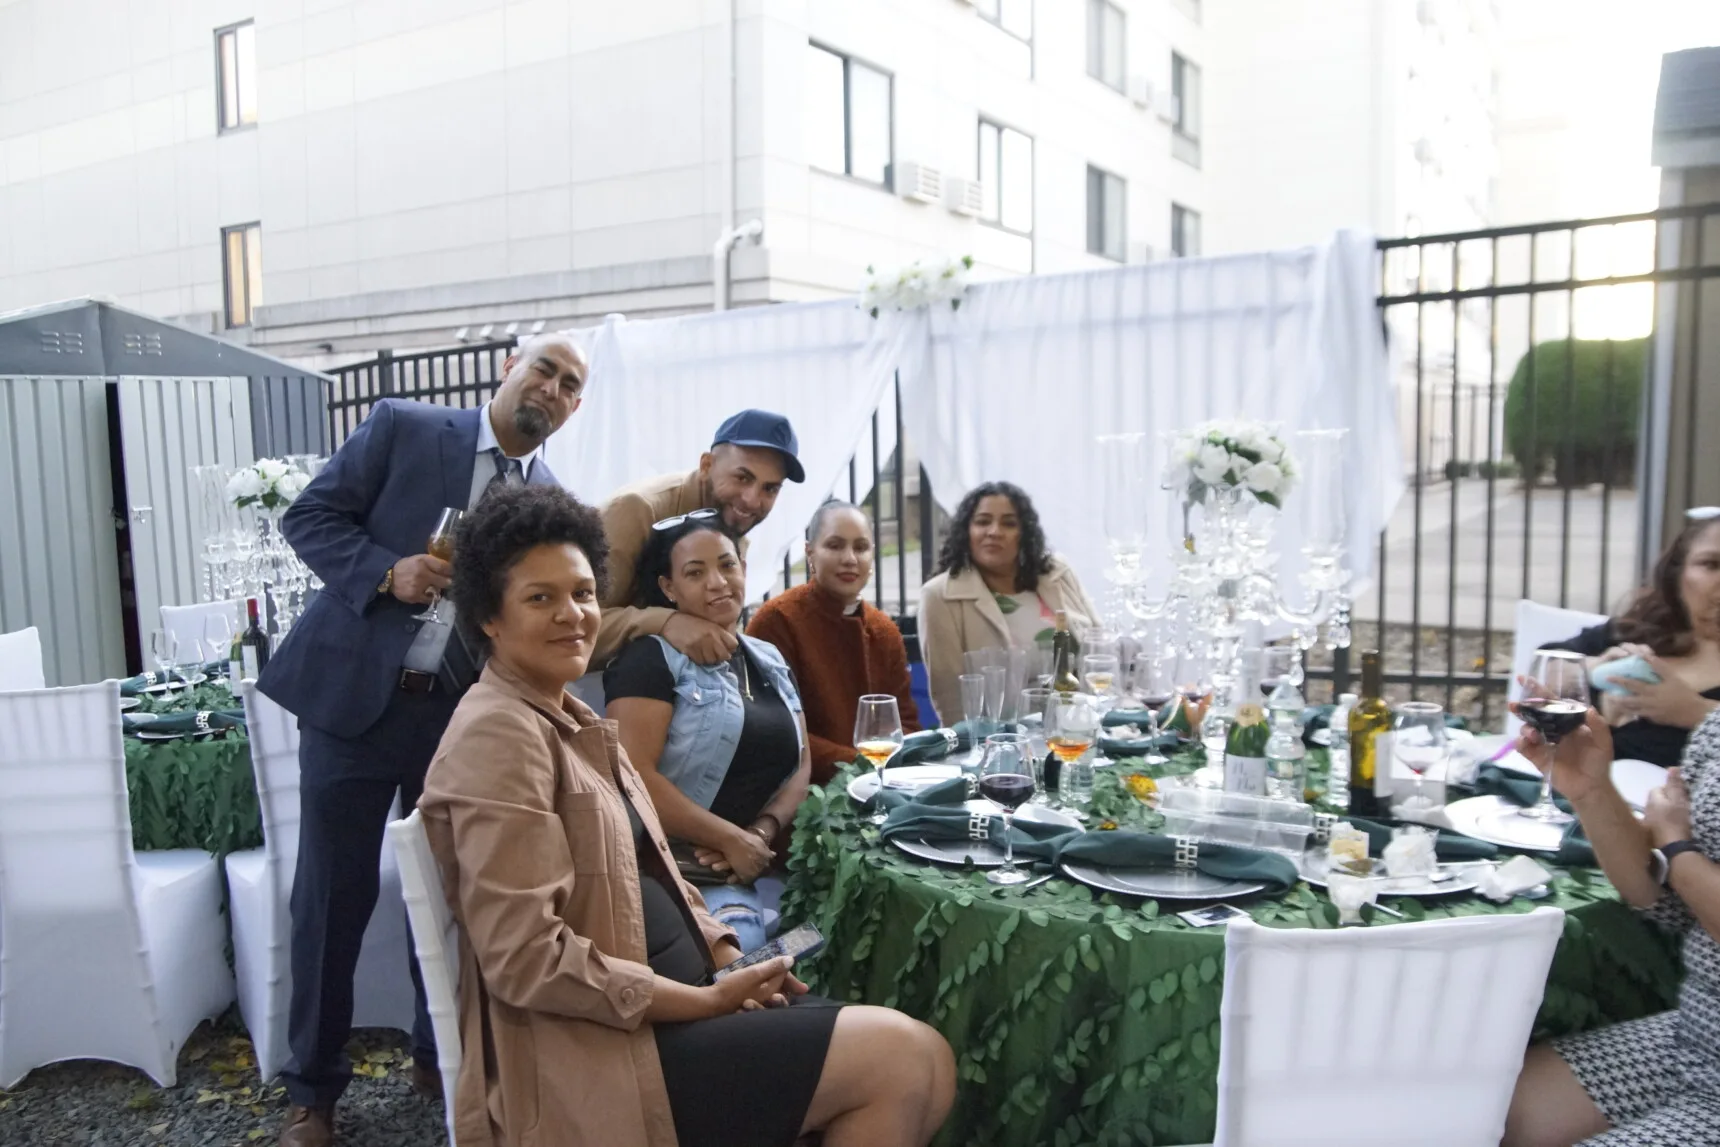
[606,511,810,949]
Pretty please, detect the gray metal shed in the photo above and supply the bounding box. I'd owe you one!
[0,298,331,685]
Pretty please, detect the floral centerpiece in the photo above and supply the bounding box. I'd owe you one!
[860,254,974,318]
[227,457,311,516]
[1167,420,1297,508]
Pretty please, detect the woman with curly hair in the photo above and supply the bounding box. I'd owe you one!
[1542,514,1720,768]
[916,481,1100,724]
[418,485,954,1147]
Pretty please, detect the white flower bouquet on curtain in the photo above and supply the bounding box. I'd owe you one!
[226,458,311,516]
[1167,420,1298,508]
[860,254,974,318]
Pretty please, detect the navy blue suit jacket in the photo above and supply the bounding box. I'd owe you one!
[258,399,560,739]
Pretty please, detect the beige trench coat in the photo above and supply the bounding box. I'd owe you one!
[419,659,737,1147]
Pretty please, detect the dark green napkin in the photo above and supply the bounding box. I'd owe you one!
[124,709,246,736]
[1468,764,1595,866]
[888,728,961,766]
[119,661,229,697]
[1341,816,1498,861]
[1102,708,1163,729]
[1058,830,1300,894]
[873,775,970,815]
[1098,731,1180,758]
[879,782,1079,864]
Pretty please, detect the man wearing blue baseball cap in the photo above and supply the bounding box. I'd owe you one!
[594,409,804,667]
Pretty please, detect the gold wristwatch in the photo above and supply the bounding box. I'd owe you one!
[378,567,395,598]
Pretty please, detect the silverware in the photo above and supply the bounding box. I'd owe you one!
[1370,901,1406,919]
[1019,873,1056,892]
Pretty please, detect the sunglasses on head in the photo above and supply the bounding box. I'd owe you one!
[651,508,721,531]
[1688,507,1720,521]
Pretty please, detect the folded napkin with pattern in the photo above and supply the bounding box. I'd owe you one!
[124,709,247,736]
[878,779,1080,864]
[1341,816,1499,861]
[1058,830,1302,894]
[118,661,228,697]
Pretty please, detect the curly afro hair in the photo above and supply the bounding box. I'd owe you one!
[449,484,610,638]
[933,480,1054,591]
[632,511,742,609]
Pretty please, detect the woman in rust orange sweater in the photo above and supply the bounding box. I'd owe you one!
[747,501,922,785]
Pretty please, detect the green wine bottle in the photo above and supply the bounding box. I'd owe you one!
[1224,702,1270,795]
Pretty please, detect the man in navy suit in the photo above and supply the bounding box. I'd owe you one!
[259,333,588,1147]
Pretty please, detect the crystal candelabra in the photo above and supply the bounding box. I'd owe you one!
[192,460,325,638]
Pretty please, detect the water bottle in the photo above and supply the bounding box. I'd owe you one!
[1264,677,1307,801]
[1327,692,1357,811]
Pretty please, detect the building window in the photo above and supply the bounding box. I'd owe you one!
[1171,203,1201,258]
[975,0,1033,42]
[1171,51,1201,166]
[223,223,262,328]
[1087,166,1126,261]
[806,44,893,188]
[978,119,1033,235]
[216,21,257,132]
[1087,1,1126,91]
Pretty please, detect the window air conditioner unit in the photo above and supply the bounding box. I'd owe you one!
[944,176,985,217]
[1127,241,1157,265]
[897,161,943,205]
[1127,74,1154,110]
[1155,93,1180,124]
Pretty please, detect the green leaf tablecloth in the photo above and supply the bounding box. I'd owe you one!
[780,749,1685,1147]
[124,680,262,860]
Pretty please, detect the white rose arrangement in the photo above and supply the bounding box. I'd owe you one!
[860,254,974,318]
[227,458,312,515]
[1168,420,1297,508]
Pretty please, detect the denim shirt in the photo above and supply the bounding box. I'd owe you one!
[650,634,805,811]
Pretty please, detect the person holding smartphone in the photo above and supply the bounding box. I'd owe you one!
[419,485,954,1147]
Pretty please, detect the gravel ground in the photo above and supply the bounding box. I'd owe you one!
[0,1010,444,1147]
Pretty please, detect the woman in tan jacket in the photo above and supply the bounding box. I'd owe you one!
[918,481,1101,724]
[419,485,954,1147]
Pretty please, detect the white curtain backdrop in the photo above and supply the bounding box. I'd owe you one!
[897,229,1401,612]
[544,301,913,602]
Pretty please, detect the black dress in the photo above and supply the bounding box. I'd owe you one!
[623,800,841,1147]
[1543,620,1720,768]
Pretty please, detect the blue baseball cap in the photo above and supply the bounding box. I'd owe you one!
[711,409,804,483]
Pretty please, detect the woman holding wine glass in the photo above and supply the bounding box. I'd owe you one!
[1517,650,1592,823]
[1503,705,1720,1147]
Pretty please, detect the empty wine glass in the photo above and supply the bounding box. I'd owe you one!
[979,732,1034,886]
[1517,651,1589,824]
[418,508,464,622]
[1393,701,1448,813]
[149,629,178,690]
[854,694,905,825]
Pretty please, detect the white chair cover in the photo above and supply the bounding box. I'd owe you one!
[225,682,417,1082]
[1213,907,1565,1147]
[159,600,243,664]
[1506,600,1609,737]
[389,810,461,1147]
[0,682,233,1087]
[0,627,45,692]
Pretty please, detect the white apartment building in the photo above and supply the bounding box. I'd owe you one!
[0,0,1207,364]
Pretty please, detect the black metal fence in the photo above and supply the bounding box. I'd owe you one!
[322,204,1720,724]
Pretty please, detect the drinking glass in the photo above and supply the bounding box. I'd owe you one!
[204,614,233,673]
[418,508,465,622]
[1393,701,1448,813]
[1018,686,1054,803]
[959,672,988,744]
[1081,626,1120,663]
[979,733,1034,886]
[981,665,1008,732]
[1047,692,1101,814]
[1517,651,1589,824]
[1082,654,1120,714]
[854,694,905,825]
[1132,650,1175,766]
[149,629,178,689]
[1259,645,1298,699]
[1175,647,1219,786]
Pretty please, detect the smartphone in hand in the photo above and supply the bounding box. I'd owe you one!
[711,923,827,981]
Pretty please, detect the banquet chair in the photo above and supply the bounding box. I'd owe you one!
[160,599,242,664]
[1505,600,1608,739]
[389,810,460,1147]
[1209,908,1564,1147]
[0,626,46,691]
[0,682,234,1087]
[225,681,419,1081]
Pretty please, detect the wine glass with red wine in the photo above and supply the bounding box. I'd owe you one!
[1517,650,1590,824]
[979,732,1035,886]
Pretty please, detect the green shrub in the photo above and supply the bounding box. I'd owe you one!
[1503,337,1646,487]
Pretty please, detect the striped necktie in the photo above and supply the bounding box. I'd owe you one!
[483,449,525,501]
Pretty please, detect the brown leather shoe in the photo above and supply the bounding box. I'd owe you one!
[279,1104,335,1147]
[410,1060,443,1103]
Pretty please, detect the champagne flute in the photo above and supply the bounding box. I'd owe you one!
[1393,701,1448,813]
[1018,686,1054,804]
[854,694,905,825]
[978,732,1034,886]
[1517,651,1589,824]
[417,508,464,622]
[1082,653,1120,714]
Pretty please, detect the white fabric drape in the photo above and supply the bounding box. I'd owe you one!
[898,229,1401,606]
[544,302,913,602]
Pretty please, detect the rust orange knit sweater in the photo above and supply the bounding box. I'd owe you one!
[745,582,923,785]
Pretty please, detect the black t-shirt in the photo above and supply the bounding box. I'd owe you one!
[1542,620,1720,769]
[605,638,800,826]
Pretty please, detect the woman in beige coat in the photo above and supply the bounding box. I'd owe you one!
[419,485,954,1147]
[918,481,1101,724]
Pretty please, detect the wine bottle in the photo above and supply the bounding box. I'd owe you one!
[1347,652,1392,817]
[1224,702,1269,795]
[228,600,246,684]
[1050,610,1081,695]
[239,597,271,680]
